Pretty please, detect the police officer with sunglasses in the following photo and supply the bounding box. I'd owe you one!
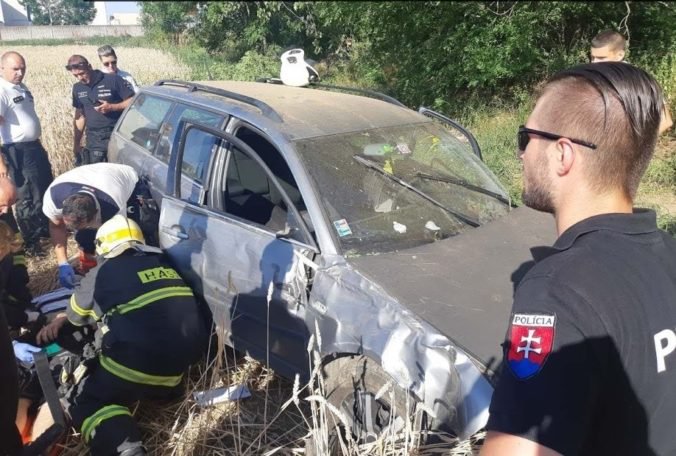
[65,55,135,166]
[481,63,676,455]
[97,45,139,94]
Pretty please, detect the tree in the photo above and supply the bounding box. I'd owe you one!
[192,2,315,60]
[21,0,95,25]
[138,1,675,112]
[140,1,198,45]
[304,1,676,110]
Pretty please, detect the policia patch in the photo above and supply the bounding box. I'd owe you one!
[506,313,556,380]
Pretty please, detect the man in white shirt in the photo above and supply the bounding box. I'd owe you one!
[42,163,141,288]
[0,51,54,256]
[97,45,139,93]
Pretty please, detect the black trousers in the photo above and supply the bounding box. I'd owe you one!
[77,127,114,165]
[67,360,180,456]
[1,140,54,246]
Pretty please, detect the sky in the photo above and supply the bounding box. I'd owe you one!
[105,1,140,14]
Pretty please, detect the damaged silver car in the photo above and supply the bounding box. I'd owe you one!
[108,80,555,445]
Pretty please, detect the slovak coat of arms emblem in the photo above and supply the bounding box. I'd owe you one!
[507,313,556,380]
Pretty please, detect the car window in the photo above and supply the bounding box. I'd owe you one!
[117,94,173,152]
[294,122,510,256]
[218,128,311,244]
[156,105,224,183]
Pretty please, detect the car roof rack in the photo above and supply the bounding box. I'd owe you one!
[154,80,283,122]
[255,77,407,108]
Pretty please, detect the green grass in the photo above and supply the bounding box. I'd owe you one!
[461,102,533,205]
[465,100,675,234]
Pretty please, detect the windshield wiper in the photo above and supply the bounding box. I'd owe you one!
[353,155,480,227]
[415,172,513,207]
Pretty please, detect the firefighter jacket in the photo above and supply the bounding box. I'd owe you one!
[67,249,207,387]
[0,211,32,328]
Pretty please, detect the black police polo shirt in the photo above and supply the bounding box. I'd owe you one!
[71,70,134,130]
[487,209,676,455]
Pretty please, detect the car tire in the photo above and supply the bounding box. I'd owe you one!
[313,355,427,455]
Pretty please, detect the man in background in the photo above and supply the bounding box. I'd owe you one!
[97,45,139,93]
[590,30,673,134]
[0,51,54,256]
[66,55,134,165]
[589,30,627,62]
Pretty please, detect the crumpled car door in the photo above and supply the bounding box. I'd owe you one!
[161,122,319,379]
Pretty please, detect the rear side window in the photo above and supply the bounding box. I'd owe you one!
[117,94,173,152]
[155,105,224,183]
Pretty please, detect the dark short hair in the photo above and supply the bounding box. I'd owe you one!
[97,45,117,59]
[66,54,90,71]
[62,193,97,226]
[591,30,626,52]
[541,62,663,198]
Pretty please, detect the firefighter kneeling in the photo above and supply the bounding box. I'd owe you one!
[37,215,207,455]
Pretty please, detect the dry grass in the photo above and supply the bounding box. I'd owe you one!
[43,321,482,456]
[54,352,310,456]
[27,251,481,456]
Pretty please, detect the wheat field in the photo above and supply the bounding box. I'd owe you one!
[13,45,479,455]
[12,45,191,177]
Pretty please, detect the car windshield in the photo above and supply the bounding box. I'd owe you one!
[294,121,511,256]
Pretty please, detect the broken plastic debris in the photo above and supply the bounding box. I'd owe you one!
[383,159,394,174]
[375,198,394,213]
[396,143,412,155]
[425,220,441,231]
[363,143,390,156]
[393,221,407,234]
[193,384,251,407]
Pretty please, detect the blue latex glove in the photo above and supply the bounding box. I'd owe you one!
[12,341,42,364]
[58,262,75,289]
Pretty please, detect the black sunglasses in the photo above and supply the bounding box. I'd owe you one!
[65,62,88,71]
[517,125,597,155]
[102,60,118,67]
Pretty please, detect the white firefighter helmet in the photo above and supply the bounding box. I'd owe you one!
[95,215,145,258]
[280,48,319,87]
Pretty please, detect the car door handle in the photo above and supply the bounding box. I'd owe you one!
[161,226,189,240]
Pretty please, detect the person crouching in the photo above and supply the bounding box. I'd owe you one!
[37,215,207,456]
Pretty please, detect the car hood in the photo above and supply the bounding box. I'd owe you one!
[347,206,556,375]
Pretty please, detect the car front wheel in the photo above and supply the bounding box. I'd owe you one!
[313,355,428,455]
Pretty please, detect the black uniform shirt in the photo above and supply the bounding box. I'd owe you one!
[68,249,206,376]
[71,70,134,130]
[487,209,676,455]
